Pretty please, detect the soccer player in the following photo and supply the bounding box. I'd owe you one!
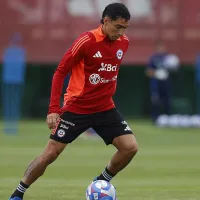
[9,3,138,200]
[146,40,177,122]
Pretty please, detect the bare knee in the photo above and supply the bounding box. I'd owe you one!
[113,135,138,157]
[40,139,66,166]
[122,141,138,157]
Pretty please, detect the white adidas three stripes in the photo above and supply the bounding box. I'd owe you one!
[93,51,102,58]
[17,184,27,194]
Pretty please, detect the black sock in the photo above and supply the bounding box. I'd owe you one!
[97,167,115,182]
[11,181,29,198]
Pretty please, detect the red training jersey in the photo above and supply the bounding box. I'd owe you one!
[48,25,129,115]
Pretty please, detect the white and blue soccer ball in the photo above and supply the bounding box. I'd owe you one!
[86,180,117,200]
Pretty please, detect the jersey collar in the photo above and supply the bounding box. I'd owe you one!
[97,25,106,38]
[96,25,122,41]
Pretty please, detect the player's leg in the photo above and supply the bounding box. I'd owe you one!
[96,135,138,182]
[2,83,11,133]
[161,84,171,115]
[93,108,138,182]
[10,84,22,133]
[9,111,91,199]
[107,134,138,175]
[151,91,160,122]
[9,139,67,200]
[22,139,66,185]
[150,80,161,122]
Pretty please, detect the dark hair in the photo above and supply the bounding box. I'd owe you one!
[101,3,131,24]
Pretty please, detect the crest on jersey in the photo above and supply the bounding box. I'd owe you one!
[57,129,65,137]
[116,49,123,60]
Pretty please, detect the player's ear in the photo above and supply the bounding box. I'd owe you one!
[103,17,109,25]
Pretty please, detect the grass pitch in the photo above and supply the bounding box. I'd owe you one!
[0,120,200,200]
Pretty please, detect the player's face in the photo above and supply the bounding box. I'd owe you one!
[156,43,166,53]
[104,17,129,41]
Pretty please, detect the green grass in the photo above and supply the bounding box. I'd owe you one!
[0,120,200,200]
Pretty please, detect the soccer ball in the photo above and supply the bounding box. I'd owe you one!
[164,54,180,70]
[86,180,117,200]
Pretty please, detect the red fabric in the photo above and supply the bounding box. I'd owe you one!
[48,26,129,115]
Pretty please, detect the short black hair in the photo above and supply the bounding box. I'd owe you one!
[101,3,131,24]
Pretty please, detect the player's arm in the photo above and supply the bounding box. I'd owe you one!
[146,56,155,78]
[146,68,155,78]
[47,34,90,129]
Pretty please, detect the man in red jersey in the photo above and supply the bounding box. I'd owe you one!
[9,3,138,200]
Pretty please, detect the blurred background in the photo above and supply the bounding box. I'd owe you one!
[0,0,200,123]
[0,1,200,199]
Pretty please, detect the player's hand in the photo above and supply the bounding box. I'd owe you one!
[146,69,155,77]
[46,113,60,130]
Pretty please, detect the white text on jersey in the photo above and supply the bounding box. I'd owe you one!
[98,63,118,72]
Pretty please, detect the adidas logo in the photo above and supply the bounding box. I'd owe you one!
[93,51,102,58]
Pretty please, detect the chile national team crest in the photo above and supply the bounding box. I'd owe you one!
[116,49,123,60]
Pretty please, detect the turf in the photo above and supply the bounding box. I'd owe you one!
[0,120,200,200]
